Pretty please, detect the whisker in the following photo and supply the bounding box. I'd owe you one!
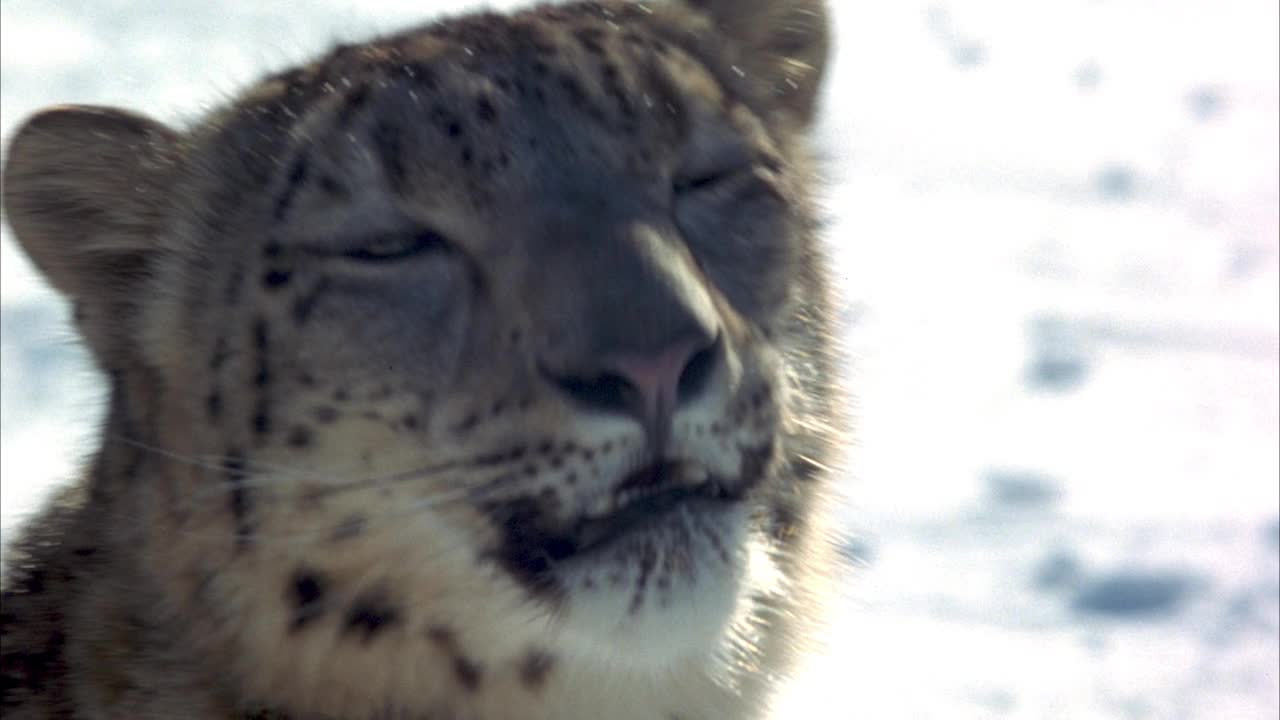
[168,482,480,545]
[115,434,538,504]
[114,436,263,474]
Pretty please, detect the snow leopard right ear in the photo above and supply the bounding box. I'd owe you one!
[3,105,182,305]
[674,0,831,126]
[3,106,182,361]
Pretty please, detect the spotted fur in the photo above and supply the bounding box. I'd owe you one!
[1,1,843,718]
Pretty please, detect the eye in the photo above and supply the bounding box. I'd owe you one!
[342,229,451,262]
[673,170,735,194]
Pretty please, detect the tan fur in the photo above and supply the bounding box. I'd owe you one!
[1,2,844,718]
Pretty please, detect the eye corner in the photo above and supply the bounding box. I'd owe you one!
[673,154,782,196]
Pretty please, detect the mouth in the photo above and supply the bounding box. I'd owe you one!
[573,462,733,554]
[488,461,742,592]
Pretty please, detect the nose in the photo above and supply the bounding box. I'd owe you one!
[545,333,723,436]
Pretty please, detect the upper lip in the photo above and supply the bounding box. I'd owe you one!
[586,460,715,519]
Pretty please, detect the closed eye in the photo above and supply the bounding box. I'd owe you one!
[342,229,451,262]
[673,171,735,194]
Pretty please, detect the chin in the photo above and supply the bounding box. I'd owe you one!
[544,500,755,667]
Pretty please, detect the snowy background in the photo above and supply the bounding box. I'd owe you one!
[2,1,1277,718]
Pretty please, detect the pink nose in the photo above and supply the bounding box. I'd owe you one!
[543,333,722,435]
[604,338,706,427]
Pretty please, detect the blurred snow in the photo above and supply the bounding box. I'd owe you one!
[2,1,1277,717]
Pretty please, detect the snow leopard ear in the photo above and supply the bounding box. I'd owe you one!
[676,0,831,126]
[3,105,182,362]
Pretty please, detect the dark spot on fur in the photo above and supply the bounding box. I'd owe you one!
[274,155,309,222]
[253,409,271,436]
[225,450,252,550]
[262,269,292,289]
[288,569,327,631]
[520,650,555,691]
[401,414,419,430]
[486,498,571,599]
[574,27,605,55]
[336,84,369,127]
[343,592,401,641]
[287,426,313,448]
[558,73,587,108]
[317,174,346,197]
[452,413,478,435]
[206,390,223,419]
[537,487,559,508]
[453,656,483,691]
[312,406,339,424]
[252,317,269,373]
[600,61,634,119]
[405,62,438,90]
[475,95,497,123]
[425,625,485,690]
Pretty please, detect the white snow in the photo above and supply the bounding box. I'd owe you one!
[2,1,1277,717]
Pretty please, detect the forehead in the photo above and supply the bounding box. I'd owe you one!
[218,6,732,221]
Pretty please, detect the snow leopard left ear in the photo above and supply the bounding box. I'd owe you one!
[670,0,831,126]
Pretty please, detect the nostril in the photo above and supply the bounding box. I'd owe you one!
[548,370,636,416]
[676,334,721,404]
[542,333,723,423]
